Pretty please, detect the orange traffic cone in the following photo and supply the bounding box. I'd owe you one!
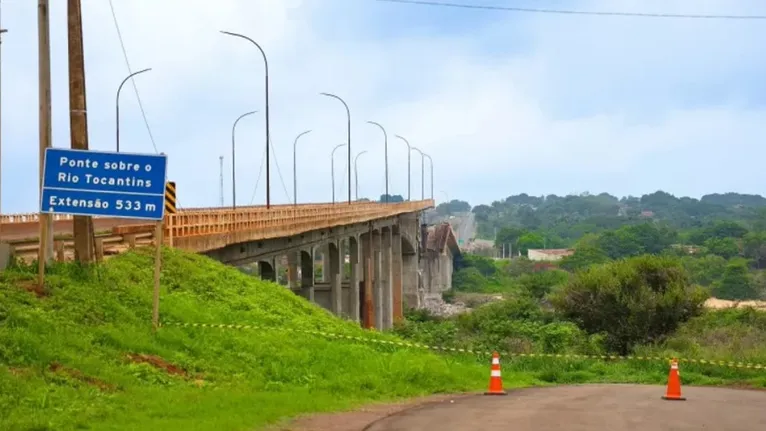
[662,358,686,401]
[484,351,507,396]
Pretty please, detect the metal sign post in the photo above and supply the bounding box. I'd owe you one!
[40,147,168,328]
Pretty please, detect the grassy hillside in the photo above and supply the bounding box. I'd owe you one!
[0,248,486,431]
[3,248,766,430]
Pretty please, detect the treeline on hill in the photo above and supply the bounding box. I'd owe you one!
[474,191,766,301]
[472,190,766,241]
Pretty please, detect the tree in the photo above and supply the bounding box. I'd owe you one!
[713,258,759,300]
[559,243,609,272]
[517,232,545,256]
[679,254,727,286]
[495,226,527,251]
[551,255,708,354]
[379,194,404,203]
[704,237,740,259]
[743,231,766,268]
[435,199,471,215]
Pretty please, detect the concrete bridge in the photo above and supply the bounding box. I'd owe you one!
[1,200,438,331]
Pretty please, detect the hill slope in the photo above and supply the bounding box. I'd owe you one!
[0,248,485,431]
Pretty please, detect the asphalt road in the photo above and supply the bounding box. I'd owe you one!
[364,385,766,431]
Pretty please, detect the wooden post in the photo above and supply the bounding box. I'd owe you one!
[37,0,53,288]
[152,221,163,332]
[67,0,94,263]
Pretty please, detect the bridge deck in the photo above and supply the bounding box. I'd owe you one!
[2,200,434,260]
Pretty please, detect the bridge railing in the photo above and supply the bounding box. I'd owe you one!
[0,200,411,223]
[165,200,434,241]
[5,200,435,261]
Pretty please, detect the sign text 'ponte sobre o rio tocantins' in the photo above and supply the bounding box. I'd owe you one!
[40,148,168,220]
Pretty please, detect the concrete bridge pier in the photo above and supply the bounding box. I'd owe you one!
[381,227,394,329]
[372,230,384,330]
[287,251,299,290]
[392,228,403,323]
[204,210,427,331]
[348,236,361,322]
[328,240,343,315]
[300,249,314,301]
[321,244,331,282]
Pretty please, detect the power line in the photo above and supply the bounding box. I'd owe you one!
[108,0,195,209]
[268,137,291,203]
[374,0,766,20]
[107,0,160,154]
[249,144,267,205]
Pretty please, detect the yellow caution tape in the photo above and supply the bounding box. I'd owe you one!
[160,321,766,370]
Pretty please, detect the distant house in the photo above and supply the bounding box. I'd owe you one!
[640,210,655,218]
[527,248,574,262]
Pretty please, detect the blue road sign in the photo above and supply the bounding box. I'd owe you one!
[41,148,168,220]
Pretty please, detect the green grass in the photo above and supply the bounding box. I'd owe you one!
[0,248,487,431]
[2,248,766,431]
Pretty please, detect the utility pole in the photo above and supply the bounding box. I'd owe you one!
[38,0,53,267]
[218,155,224,206]
[67,0,94,263]
[0,2,7,243]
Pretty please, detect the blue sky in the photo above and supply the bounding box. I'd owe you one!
[1,0,765,212]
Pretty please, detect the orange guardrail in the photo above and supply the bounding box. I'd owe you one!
[5,200,435,260]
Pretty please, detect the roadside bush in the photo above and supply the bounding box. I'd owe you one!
[452,267,487,292]
[713,258,760,300]
[517,269,569,299]
[551,254,709,354]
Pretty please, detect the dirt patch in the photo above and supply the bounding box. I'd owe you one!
[705,298,766,311]
[19,280,48,298]
[7,367,31,377]
[48,362,116,392]
[272,394,474,431]
[127,353,188,377]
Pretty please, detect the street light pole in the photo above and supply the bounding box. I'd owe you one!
[330,143,346,204]
[292,129,311,206]
[423,153,433,200]
[395,135,411,201]
[320,92,351,204]
[0,4,7,243]
[231,110,257,210]
[116,67,151,152]
[354,150,368,201]
[411,147,424,200]
[366,121,388,203]
[221,30,272,209]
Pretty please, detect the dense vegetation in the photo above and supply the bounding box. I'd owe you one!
[397,253,766,385]
[472,191,766,241]
[393,190,766,393]
[464,191,766,301]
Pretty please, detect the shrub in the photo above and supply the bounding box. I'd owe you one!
[551,255,709,354]
[452,267,488,293]
[517,270,570,299]
[713,258,760,300]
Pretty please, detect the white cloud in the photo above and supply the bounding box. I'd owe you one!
[1,0,764,212]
